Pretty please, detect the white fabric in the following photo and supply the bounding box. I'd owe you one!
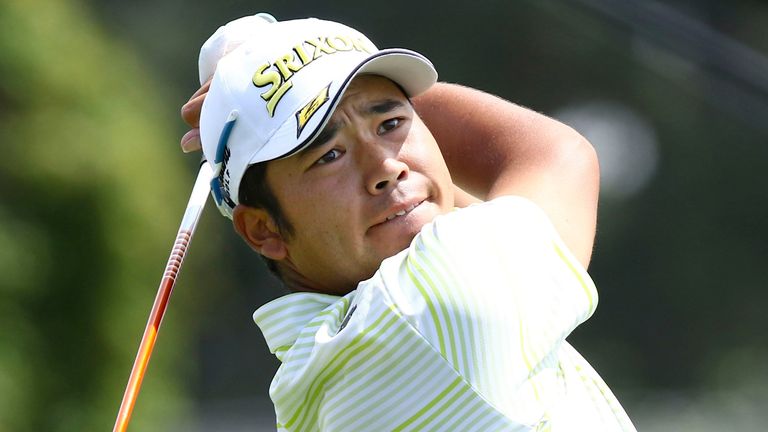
[198,13,277,84]
[253,196,637,431]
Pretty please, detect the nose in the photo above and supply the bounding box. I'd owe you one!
[366,159,409,194]
[359,140,409,195]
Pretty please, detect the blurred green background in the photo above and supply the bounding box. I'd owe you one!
[1,0,766,430]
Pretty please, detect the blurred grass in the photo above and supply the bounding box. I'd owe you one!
[0,0,198,429]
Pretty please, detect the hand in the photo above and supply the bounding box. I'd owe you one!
[179,79,211,153]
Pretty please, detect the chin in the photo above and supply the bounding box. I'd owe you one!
[381,230,419,259]
[365,205,438,265]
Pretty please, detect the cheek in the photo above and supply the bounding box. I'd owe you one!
[405,129,451,179]
[282,178,359,243]
[288,203,364,283]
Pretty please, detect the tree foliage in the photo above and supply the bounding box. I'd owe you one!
[0,0,194,429]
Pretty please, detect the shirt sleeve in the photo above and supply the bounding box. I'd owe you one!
[379,195,598,398]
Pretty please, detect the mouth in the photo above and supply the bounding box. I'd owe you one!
[385,200,425,222]
[366,197,432,242]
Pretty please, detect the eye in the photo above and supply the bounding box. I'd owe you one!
[377,118,401,135]
[315,148,343,165]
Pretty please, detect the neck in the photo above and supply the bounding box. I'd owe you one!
[276,259,348,296]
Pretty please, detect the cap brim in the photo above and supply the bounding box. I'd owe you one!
[355,49,438,99]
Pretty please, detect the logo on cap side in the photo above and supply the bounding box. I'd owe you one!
[251,35,374,117]
[210,111,238,216]
[296,84,331,138]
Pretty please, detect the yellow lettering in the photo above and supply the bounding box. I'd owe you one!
[266,80,293,117]
[251,35,374,117]
[305,37,336,59]
[294,44,312,65]
[351,37,373,53]
[252,63,282,101]
[296,85,330,137]
[274,53,304,81]
[326,36,352,51]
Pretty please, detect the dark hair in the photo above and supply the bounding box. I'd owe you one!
[238,162,294,277]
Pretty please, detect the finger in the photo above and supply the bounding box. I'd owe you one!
[181,93,206,128]
[190,79,211,99]
[180,128,202,153]
[180,79,212,128]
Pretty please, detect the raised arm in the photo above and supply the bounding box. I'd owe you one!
[413,83,599,268]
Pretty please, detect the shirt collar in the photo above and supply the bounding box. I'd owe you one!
[252,292,341,356]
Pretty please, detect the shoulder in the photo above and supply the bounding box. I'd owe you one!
[422,195,557,252]
[444,195,548,223]
[374,195,561,275]
[373,195,567,307]
[373,194,594,316]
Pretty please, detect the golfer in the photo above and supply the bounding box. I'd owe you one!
[180,13,637,432]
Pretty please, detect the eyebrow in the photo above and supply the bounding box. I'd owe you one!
[364,99,405,115]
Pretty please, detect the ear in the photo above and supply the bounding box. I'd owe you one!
[232,204,288,261]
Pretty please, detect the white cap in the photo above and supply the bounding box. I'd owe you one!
[198,13,278,85]
[198,15,438,218]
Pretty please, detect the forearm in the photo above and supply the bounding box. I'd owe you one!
[413,82,599,267]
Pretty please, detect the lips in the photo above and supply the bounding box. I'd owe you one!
[367,198,430,239]
[385,200,423,221]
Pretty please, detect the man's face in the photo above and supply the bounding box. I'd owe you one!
[266,75,454,294]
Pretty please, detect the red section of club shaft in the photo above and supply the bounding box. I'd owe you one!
[113,230,191,432]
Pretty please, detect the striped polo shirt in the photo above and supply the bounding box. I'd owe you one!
[253,196,636,431]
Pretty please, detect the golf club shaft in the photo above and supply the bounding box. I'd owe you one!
[113,162,212,432]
